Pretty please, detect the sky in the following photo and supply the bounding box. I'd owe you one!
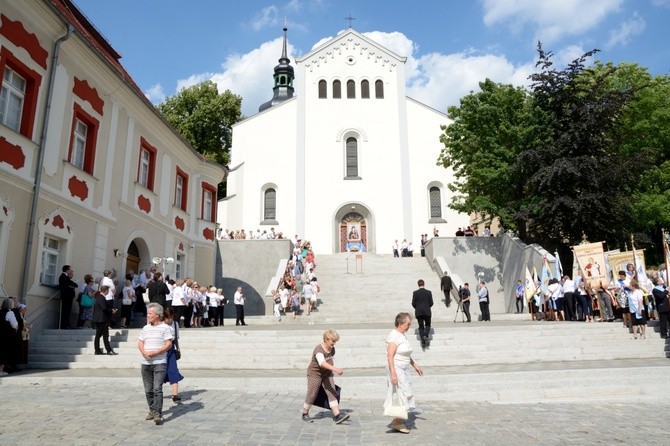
[71,0,670,117]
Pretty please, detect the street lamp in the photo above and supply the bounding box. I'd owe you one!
[152,256,174,274]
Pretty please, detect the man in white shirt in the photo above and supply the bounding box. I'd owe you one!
[234,286,246,326]
[561,275,576,321]
[138,303,173,425]
[101,270,115,300]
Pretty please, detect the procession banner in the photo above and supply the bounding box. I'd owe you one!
[607,251,642,279]
[573,242,607,289]
[524,267,535,303]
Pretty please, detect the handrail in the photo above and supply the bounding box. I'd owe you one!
[25,288,61,327]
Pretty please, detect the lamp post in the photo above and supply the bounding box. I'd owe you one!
[152,256,174,275]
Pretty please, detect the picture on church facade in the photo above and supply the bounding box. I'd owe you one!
[347,224,361,241]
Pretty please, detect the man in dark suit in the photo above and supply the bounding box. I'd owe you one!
[440,272,453,308]
[58,265,78,329]
[411,279,433,347]
[92,285,117,355]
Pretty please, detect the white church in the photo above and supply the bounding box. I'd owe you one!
[218,28,469,254]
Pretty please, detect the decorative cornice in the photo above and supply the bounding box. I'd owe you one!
[0,14,48,69]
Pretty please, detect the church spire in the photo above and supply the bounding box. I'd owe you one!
[259,27,295,112]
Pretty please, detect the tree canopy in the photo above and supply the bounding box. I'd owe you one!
[157,80,242,167]
[438,44,669,254]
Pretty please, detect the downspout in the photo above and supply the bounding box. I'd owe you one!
[18,24,74,303]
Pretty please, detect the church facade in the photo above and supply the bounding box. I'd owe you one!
[219,28,468,254]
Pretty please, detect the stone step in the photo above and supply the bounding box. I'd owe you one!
[12,361,670,404]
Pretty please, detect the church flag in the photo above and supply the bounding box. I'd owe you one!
[573,242,607,289]
[554,251,564,279]
[632,242,650,293]
[524,267,535,302]
[540,256,551,293]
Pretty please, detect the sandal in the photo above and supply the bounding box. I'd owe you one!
[392,424,410,434]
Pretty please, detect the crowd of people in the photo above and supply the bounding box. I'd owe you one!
[219,227,286,240]
[271,239,319,321]
[522,263,670,340]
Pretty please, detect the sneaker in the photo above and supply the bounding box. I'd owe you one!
[333,413,350,424]
[0,371,8,376]
[146,411,156,420]
[172,395,182,402]
[154,414,164,425]
[301,414,313,423]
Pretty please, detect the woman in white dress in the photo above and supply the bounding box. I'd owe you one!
[385,312,424,434]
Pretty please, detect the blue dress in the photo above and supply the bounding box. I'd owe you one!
[164,322,184,384]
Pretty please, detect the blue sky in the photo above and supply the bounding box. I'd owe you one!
[72,0,670,117]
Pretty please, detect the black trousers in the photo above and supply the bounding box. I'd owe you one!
[563,292,576,320]
[183,303,193,328]
[216,306,225,326]
[416,314,431,339]
[463,301,471,322]
[173,305,184,327]
[659,310,670,337]
[60,295,74,329]
[443,290,452,307]
[516,297,523,313]
[235,304,245,325]
[479,301,490,321]
[94,322,112,352]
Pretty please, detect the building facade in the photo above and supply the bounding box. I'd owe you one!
[0,0,225,325]
[219,28,468,254]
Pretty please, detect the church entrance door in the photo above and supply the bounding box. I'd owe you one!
[340,212,367,253]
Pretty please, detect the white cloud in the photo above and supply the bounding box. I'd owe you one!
[605,12,646,49]
[144,83,165,104]
[652,0,670,7]
[482,0,623,43]
[250,6,278,31]
[174,37,288,117]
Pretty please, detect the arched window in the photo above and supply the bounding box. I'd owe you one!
[361,80,370,98]
[347,80,355,98]
[333,80,341,99]
[345,137,359,178]
[318,80,327,98]
[430,187,442,218]
[375,80,384,99]
[263,188,277,223]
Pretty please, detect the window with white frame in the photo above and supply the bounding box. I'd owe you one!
[203,188,213,221]
[71,119,87,169]
[0,67,25,132]
[175,175,184,207]
[40,236,60,285]
[139,147,151,188]
[175,253,185,279]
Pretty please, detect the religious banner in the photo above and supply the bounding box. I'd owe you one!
[607,251,639,279]
[573,242,607,289]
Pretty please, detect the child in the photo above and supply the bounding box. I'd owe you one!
[290,289,301,318]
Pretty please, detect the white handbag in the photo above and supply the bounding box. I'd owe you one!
[383,384,408,419]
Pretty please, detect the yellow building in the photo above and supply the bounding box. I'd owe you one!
[0,0,225,327]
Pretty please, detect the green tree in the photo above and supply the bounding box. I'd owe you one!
[437,79,541,238]
[157,80,242,167]
[519,46,651,248]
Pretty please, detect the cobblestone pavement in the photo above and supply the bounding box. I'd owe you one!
[0,380,666,445]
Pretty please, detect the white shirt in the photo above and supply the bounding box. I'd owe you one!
[234,290,244,305]
[101,276,115,300]
[562,279,575,293]
[387,329,413,365]
[207,292,218,308]
[138,322,173,365]
[171,286,185,307]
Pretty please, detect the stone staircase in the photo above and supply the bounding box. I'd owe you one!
[25,252,670,404]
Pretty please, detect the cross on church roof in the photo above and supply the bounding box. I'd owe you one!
[345,14,356,28]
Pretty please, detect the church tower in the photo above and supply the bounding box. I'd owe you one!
[258,27,294,112]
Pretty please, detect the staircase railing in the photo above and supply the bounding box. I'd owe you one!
[25,287,61,336]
